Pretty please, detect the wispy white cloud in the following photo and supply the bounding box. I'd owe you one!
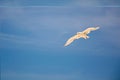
[1,6,119,33]
[66,0,100,7]
[66,0,120,7]
[0,3,120,51]
[0,33,39,49]
[0,32,66,51]
[1,0,120,7]
[1,71,110,80]
[0,33,32,44]
[1,72,77,80]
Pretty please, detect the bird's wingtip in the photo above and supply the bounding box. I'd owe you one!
[64,44,67,47]
[96,26,100,29]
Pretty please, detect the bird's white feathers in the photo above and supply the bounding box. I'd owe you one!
[82,27,100,34]
[64,27,100,46]
[64,35,78,46]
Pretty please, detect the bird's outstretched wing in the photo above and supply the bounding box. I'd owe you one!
[64,34,80,46]
[82,27,100,34]
[64,26,100,46]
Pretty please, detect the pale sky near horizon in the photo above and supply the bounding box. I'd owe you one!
[0,0,120,80]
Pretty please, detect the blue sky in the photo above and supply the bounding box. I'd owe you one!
[0,0,120,80]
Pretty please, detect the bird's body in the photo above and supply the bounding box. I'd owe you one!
[64,27,100,46]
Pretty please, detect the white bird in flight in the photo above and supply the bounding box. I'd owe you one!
[64,27,100,46]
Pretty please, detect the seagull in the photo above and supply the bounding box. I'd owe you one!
[64,27,100,46]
